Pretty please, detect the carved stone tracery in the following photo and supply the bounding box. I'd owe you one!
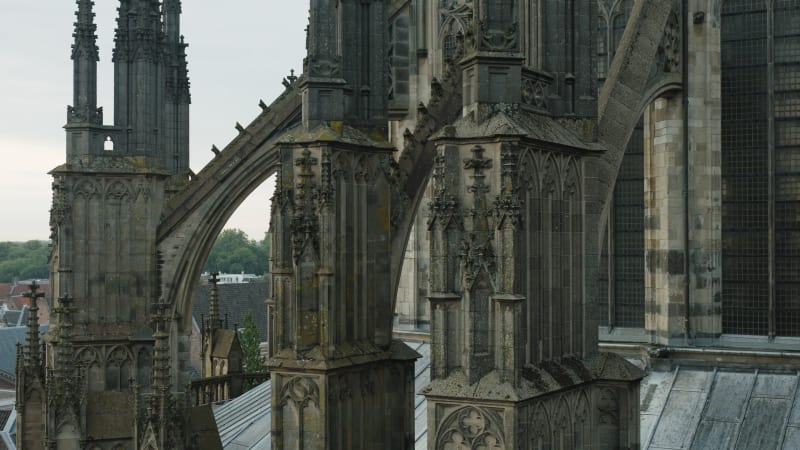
[657,11,681,73]
[436,406,505,450]
[280,376,320,408]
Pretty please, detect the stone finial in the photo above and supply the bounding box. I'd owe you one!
[209,272,221,331]
[477,0,519,52]
[54,294,77,377]
[23,281,45,373]
[282,69,298,88]
[72,0,98,61]
[69,0,101,124]
[150,300,171,394]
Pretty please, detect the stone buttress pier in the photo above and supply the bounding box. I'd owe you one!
[267,0,418,448]
[422,1,644,448]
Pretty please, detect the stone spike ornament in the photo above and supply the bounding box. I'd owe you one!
[266,1,417,448]
[423,0,644,448]
[69,0,101,124]
[23,281,45,373]
[208,272,221,331]
[72,0,98,60]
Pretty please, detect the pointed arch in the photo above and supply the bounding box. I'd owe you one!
[553,397,573,449]
[530,402,551,450]
[137,346,153,388]
[574,390,591,449]
[76,347,103,392]
[564,157,584,355]
[438,2,472,61]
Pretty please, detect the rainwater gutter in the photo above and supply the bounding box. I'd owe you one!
[600,342,800,359]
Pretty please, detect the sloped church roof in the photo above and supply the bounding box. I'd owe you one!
[211,340,800,449]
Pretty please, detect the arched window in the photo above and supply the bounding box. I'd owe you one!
[720,0,800,336]
[443,32,458,60]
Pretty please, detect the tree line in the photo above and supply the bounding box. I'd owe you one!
[0,229,269,283]
[202,229,270,275]
[0,240,49,283]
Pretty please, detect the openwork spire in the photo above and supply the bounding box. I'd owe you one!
[72,0,98,61]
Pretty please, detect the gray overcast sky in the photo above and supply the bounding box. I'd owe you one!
[0,1,308,242]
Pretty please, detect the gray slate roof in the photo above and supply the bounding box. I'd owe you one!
[1,306,27,328]
[0,411,9,432]
[193,283,269,341]
[212,345,800,449]
[641,367,800,449]
[0,325,47,382]
[212,340,431,450]
[213,378,272,450]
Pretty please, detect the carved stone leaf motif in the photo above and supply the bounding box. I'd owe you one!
[598,388,620,425]
[318,148,334,210]
[355,154,379,185]
[76,347,99,368]
[87,156,129,171]
[439,1,473,33]
[597,388,621,447]
[133,179,151,201]
[530,403,551,447]
[436,406,505,450]
[360,371,376,398]
[108,346,132,366]
[105,180,131,200]
[563,159,581,200]
[381,154,409,229]
[280,376,320,407]
[517,149,539,192]
[428,152,463,231]
[51,177,71,241]
[271,162,294,215]
[494,144,521,229]
[541,157,559,197]
[657,11,681,73]
[554,398,572,439]
[522,79,548,109]
[460,233,496,290]
[74,179,100,199]
[292,149,320,262]
[479,20,518,51]
[308,56,341,78]
[576,391,590,422]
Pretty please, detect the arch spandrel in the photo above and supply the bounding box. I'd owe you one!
[157,53,464,333]
[596,0,683,216]
[156,85,302,330]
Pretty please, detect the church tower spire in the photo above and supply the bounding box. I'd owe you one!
[162,0,191,175]
[163,0,181,44]
[69,0,101,125]
[111,0,190,174]
[301,0,387,131]
[113,0,166,160]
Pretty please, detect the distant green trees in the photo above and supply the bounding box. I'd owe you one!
[0,230,270,283]
[0,241,49,283]
[238,311,265,373]
[203,229,270,275]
